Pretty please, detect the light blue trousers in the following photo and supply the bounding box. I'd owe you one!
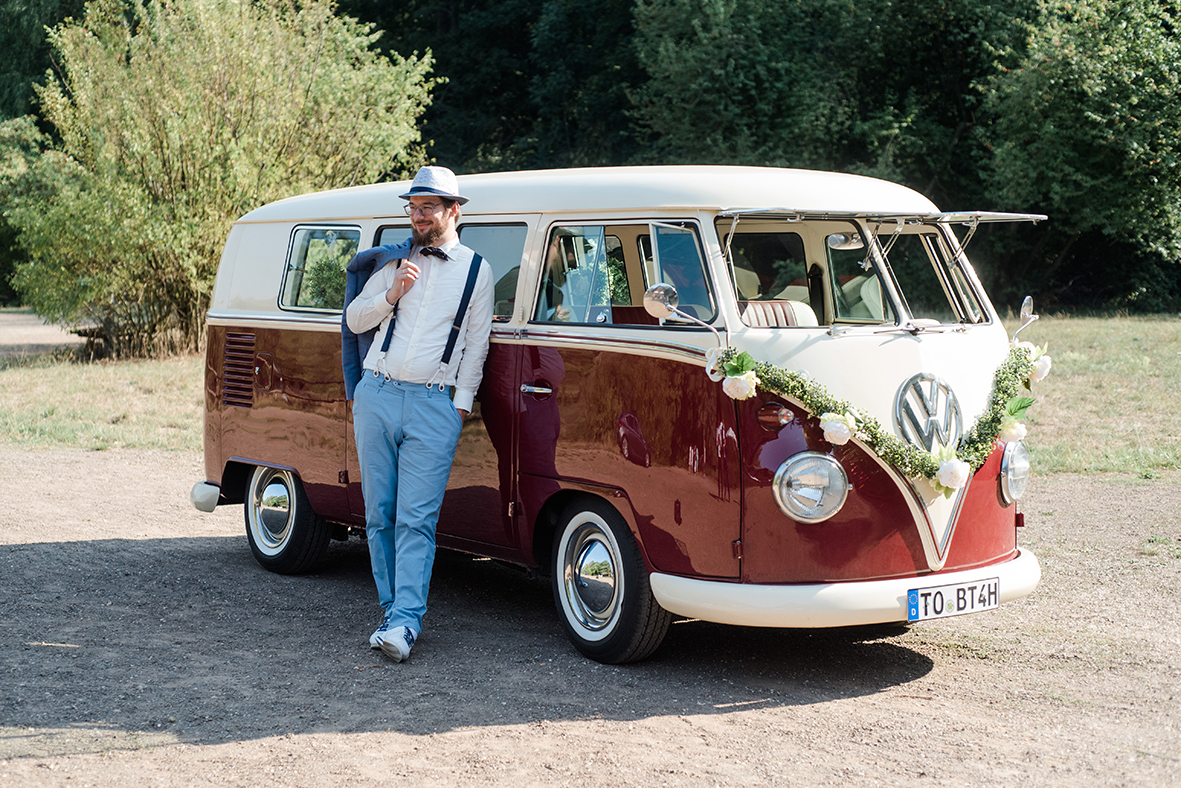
[353,374,463,633]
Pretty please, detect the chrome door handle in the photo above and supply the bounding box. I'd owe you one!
[520,384,553,395]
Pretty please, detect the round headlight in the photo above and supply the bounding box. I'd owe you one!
[1000,440,1030,504]
[772,452,851,523]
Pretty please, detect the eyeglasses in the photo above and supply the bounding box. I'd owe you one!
[404,202,445,216]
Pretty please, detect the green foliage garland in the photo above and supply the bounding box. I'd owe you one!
[718,345,1036,481]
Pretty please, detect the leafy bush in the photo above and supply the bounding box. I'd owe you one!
[3,0,433,356]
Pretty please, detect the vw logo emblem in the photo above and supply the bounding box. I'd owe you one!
[894,373,963,453]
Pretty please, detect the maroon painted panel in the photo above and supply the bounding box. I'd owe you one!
[203,325,223,486]
[436,341,521,547]
[942,445,1018,569]
[740,395,929,583]
[211,325,353,522]
[515,340,741,579]
[740,394,1022,583]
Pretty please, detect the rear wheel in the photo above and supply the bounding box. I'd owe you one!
[551,497,671,663]
[244,466,330,574]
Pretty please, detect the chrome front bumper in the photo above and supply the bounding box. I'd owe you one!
[649,549,1041,628]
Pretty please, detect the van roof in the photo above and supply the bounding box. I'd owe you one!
[237,165,941,224]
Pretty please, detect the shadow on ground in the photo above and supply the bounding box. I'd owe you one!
[0,536,932,756]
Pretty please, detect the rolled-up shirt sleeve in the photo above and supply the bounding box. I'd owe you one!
[451,261,495,412]
[345,262,397,335]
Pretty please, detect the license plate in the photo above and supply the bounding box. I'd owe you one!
[907,577,999,622]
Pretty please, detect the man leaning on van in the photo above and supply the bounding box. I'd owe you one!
[341,166,494,663]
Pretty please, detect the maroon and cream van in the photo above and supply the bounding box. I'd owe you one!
[191,166,1046,663]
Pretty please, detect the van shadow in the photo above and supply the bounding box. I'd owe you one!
[0,536,933,756]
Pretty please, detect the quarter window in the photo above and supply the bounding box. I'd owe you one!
[281,227,360,311]
[638,225,715,322]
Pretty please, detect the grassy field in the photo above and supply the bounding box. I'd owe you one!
[1011,314,1181,475]
[1,315,1179,475]
[0,349,204,450]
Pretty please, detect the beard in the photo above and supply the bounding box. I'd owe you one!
[412,222,444,246]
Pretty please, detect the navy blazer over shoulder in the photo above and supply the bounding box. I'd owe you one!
[340,237,413,400]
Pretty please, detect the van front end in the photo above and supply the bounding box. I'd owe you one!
[648,395,1042,628]
[641,288,1044,630]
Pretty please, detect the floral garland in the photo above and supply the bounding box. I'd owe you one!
[707,341,1052,498]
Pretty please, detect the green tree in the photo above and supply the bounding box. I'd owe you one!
[5,0,433,355]
[631,0,850,168]
[337,0,539,172]
[0,0,86,119]
[0,0,87,304]
[981,0,1181,306]
[524,0,642,167]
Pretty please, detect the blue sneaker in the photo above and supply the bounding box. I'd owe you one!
[369,612,396,649]
[379,626,416,663]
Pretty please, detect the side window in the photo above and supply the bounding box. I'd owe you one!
[376,226,410,246]
[639,224,715,321]
[458,224,529,321]
[826,236,895,323]
[281,227,360,311]
[535,226,616,324]
[716,228,818,327]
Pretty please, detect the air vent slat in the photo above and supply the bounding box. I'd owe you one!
[222,332,255,408]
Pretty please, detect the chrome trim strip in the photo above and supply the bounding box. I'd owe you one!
[506,329,712,363]
[717,209,1048,224]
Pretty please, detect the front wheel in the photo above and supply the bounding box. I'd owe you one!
[551,497,671,663]
[244,466,330,574]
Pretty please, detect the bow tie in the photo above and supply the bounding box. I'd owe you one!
[420,246,449,260]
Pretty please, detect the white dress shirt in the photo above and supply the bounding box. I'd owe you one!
[345,237,494,412]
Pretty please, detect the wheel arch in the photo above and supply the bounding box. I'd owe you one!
[215,459,257,506]
[528,482,655,577]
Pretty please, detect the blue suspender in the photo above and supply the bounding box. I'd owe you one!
[378,252,484,368]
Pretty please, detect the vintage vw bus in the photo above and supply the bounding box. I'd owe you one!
[191,166,1044,663]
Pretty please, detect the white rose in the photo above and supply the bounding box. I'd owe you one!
[936,458,971,490]
[819,411,856,445]
[704,347,726,382]
[1029,355,1052,383]
[1014,340,1037,356]
[998,417,1027,443]
[722,370,759,400]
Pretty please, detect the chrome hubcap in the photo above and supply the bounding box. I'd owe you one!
[562,520,621,632]
[252,470,293,550]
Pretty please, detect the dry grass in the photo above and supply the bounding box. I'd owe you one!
[0,349,203,450]
[1009,314,1181,475]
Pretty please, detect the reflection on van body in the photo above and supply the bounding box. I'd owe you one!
[193,166,1044,663]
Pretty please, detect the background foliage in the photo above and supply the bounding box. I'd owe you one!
[1,0,1178,351]
[0,0,432,353]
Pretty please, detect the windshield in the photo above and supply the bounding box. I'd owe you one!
[717,218,987,327]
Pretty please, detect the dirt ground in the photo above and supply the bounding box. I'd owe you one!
[0,312,86,359]
[0,446,1177,788]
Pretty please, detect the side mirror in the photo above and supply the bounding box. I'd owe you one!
[643,282,679,319]
[643,283,723,348]
[826,232,864,251]
[1011,295,1039,342]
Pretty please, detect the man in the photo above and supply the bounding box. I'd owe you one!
[344,166,494,662]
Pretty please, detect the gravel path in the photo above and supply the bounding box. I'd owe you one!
[0,447,1178,787]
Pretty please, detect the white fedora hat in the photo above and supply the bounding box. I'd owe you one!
[399,165,469,205]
